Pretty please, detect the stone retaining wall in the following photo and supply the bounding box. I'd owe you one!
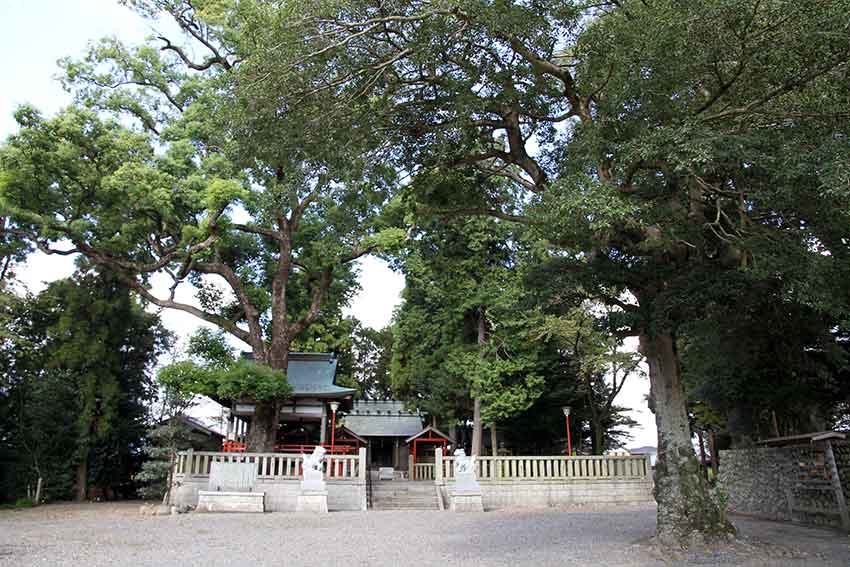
[172,478,366,512]
[438,478,653,510]
[719,443,849,529]
[718,447,795,521]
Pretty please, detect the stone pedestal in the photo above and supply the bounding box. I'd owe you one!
[197,490,265,513]
[450,451,483,512]
[296,489,329,513]
[450,490,484,512]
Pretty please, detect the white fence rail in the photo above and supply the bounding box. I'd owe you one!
[413,463,435,481]
[174,449,366,481]
[432,452,650,482]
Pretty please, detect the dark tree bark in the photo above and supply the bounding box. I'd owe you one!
[471,307,487,456]
[245,348,289,452]
[471,398,482,456]
[639,331,734,544]
[75,455,87,502]
[245,401,279,452]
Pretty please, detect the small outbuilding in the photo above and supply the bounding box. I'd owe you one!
[343,400,425,471]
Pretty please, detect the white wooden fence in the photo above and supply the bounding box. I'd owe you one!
[174,449,366,481]
[428,450,651,483]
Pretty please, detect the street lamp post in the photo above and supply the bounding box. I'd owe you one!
[562,406,572,456]
[329,401,339,453]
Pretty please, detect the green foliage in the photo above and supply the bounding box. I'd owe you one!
[0,272,170,502]
[159,358,291,402]
[13,497,34,508]
[187,327,235,369]
[445,350,544,425]
[136,371,197,501]
[391,182,548,427]
[680,274,850,441]
[350,325,395,399]
[535,306,644,453]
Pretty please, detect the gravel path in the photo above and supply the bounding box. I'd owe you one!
[1,502,848,566]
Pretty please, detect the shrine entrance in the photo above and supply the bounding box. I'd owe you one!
[406,426,452,481]
[369,438,397,468]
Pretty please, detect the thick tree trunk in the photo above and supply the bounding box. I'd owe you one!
[471,397,482,456]
[245,402,278,453]
[75,454,87,502]
[246,401,278,452]
[639,331,734,545]
[245,347,287,452]
[591,418,604,455]
[587,386,603,455]
[471,306,487,457]
[490,423,498,456]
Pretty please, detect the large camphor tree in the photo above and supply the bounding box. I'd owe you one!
[232,0,850,542]
[0,1,402,451]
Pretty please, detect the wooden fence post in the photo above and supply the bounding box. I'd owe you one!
[358,447,367,483]
[435,447,443,485]
[825,441,850,531]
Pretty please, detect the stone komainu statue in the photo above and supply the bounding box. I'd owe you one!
[302,446,327,472]
[453,448,476,475]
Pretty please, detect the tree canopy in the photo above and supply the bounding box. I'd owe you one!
[1,0,849,545]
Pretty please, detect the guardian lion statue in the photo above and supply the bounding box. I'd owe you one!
[302,446,327,472]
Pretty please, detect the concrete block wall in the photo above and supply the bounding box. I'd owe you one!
[172,478,366,512]
[439,479,653,510]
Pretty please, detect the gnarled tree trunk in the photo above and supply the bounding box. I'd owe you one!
[639,331,734,544]
[245,401,279,452]
[245,348,287,452]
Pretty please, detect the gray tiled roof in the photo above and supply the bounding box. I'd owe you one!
[242,352,356,398]
[342,400,424,438]
[286,353,355,397]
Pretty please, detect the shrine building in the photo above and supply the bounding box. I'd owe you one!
[222,352,450,477]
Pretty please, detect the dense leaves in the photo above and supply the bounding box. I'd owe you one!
[0,273,169,502]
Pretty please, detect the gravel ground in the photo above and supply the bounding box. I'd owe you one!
[1,502,848,566]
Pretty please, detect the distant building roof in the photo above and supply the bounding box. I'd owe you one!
[242,352,356,399]
[756,430,847,446]
[343,400,424,438]
[164,414,223,440]
[628,446,657,455]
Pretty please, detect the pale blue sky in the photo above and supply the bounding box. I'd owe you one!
[0,0,655,447]
[1,1,152,138]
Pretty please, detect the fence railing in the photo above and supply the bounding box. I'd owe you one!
[433,451,651,482]
[174,449,366,482]
[413,463,435,481]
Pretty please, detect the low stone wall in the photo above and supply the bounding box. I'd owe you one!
[718,447,794,521]
[438,479,653,510]
[172,478,366,512]
[720,443,850,530]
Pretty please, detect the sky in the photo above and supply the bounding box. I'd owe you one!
[1,0,657,449]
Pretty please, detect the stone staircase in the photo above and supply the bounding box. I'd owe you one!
[370,480,441,510]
